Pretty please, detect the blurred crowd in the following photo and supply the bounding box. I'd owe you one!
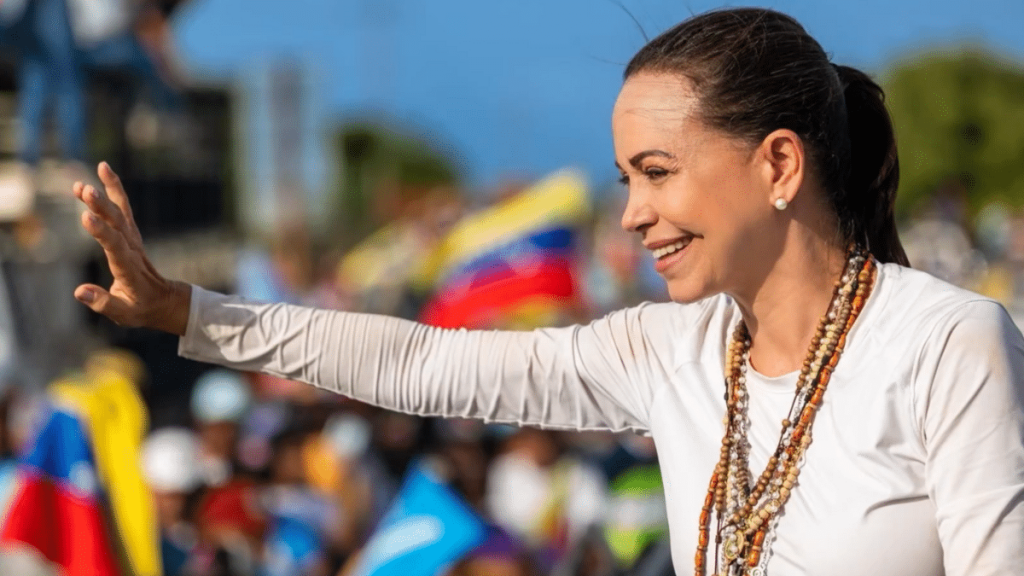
[901,184,1024,327]
[0,0,185,226]
[0,365,675,576]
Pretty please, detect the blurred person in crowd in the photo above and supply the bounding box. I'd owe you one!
[142,427,202,576]
[597,435,668,570]
[446,525,540,576]
[192,472,265,576]
[191,368,252,487]
[585,197,646,315]
[305,248,354,312]
[436,436,491,513]
[0,0,87,219]
[485,428,607,570]
[68,0,181,103]
[0,0,185,222]
[371,411,425,489]
[75,7,1024,576]
[553,525,619,576]
[596,434,657,482]
[900,182,984,287]
[236,400,291,476]
[302,411,380,553]
[259,428,342,576]
[971,202,1014,304]
[429,417,496,513]
[236,220,315,307]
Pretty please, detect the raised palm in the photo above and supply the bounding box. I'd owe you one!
[73,163,190,334]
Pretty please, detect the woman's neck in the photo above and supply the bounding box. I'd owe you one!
[732,233,848,378]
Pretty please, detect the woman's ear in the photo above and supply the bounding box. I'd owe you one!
[757,128,805,209]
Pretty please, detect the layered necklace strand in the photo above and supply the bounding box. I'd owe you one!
[694,245,878,576]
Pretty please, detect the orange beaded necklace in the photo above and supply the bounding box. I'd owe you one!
[694,246,877,576]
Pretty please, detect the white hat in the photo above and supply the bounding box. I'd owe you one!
[323,413,371,459]
[190,369,252,424]
[141,427,201,493]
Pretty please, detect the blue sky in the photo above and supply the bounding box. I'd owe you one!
[173,0,1024,190]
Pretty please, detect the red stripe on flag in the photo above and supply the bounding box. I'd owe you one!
[421,261,576,328]
[0,474,121,576]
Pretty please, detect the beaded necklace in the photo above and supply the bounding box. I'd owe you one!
[694,246,877,576]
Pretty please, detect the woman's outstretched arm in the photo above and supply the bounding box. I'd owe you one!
[73,162,670,433]
[178,285,666,432]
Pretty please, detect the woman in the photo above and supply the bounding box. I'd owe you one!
[71,8,1024,576]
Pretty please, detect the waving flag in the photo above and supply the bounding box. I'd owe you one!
[420,169,590,328]
[60,351,162,576]
[351,464,486,576]
[0,403,121,576]
[1,354,158,576]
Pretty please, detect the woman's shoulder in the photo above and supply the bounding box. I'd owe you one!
[868,262,1022,358]
[878,265,1024,455]
[874,262,1006,319]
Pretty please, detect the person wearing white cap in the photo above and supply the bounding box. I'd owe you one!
[141,427,201,576]
[189,369,252,487]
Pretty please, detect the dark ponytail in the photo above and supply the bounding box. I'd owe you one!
[625,8,909,266]
[832,65,909,265]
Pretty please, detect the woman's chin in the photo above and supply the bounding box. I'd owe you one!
[665,278,714,304]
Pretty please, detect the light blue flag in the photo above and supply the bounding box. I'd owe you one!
[353,463,487,576]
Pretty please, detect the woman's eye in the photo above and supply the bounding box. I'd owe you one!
[644,168,669,180]
[618,174,630,186]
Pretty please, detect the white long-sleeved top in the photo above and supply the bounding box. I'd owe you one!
[179,262,1024,575]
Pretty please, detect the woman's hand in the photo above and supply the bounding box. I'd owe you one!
[73,162,191,336]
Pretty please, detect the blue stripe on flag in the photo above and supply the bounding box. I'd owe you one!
[442,227,575,286]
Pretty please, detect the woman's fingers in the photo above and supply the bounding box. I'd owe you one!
[97,161,135,226]
[80,209,135,280]
[80,183,134,244]
[77,163,143,248]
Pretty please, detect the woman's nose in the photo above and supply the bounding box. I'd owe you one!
[620,192,656,234]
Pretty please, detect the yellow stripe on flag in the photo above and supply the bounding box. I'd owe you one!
[51,350,161,576]
[437,169,590,276]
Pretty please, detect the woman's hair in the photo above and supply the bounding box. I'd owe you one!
[625,8,909,265]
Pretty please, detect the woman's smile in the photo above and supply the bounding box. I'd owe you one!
[648,236,695,274]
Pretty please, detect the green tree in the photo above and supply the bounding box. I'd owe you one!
[331,122,461,246]
[883,49,1024,217]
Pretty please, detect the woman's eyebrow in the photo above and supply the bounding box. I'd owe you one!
[628,150,675,168]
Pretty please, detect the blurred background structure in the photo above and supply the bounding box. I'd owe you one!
[0,0,1020,575]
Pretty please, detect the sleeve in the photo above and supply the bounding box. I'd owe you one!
[913,299,1024,575]
[178,285,678,434]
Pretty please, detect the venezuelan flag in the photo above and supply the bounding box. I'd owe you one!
[420,169,590,329]
[69,350,161,576]
[0,402,121,575]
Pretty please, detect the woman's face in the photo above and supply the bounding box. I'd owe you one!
[612,72,782,303]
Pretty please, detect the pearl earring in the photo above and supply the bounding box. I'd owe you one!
[774,198,788,211]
